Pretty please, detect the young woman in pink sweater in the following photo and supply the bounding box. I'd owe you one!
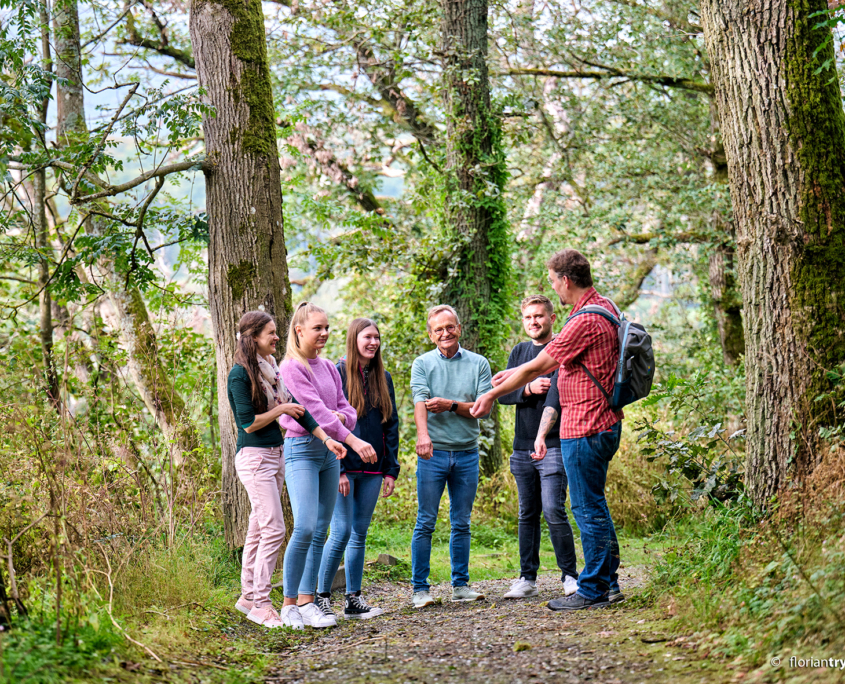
[278,302,377,629]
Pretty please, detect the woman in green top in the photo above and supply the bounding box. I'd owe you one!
[228,310,347,629]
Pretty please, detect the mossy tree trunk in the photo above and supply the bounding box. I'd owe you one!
[190,0,294,548]
[700,0,845,506]
[53,0,200,467]
[440,0,512,476]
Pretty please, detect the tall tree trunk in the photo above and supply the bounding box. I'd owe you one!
[440,0,512,476]
[708,242,744,366]
[190,0,294,548]
[33,168,60,407]
[706,101,745,366]
[700,0,845,506]
[53,0,200,467]
[36,0,59,407]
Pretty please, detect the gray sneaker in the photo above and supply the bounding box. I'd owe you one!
[412,591,435,609]
[452,585,485,602]
[607,588,626,604]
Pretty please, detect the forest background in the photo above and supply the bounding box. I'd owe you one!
[2,0,845,681]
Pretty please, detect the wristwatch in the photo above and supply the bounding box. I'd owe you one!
[449,402,458,412]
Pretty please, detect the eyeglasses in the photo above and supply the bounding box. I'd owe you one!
[432,324,457,337]
[547,274,567,285]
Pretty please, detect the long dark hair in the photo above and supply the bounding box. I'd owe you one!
[345,318,392,423]
[234,311,274,412]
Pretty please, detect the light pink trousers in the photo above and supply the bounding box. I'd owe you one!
[235,446,286,607]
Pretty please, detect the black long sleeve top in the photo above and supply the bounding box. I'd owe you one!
[227,364,319,452]
[336,360,401,479]
[498,339,562,450]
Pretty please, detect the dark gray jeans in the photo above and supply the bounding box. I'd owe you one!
[509,448,578,582]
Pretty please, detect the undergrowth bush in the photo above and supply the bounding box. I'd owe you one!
[0,612,121,684]
[647,447,845,671]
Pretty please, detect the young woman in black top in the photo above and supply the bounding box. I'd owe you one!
[315,318,400,620]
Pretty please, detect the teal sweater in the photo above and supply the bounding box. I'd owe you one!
[227,364,319,452]
[410,348,493,451]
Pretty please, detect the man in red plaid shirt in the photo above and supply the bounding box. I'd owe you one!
[472,249,624,610]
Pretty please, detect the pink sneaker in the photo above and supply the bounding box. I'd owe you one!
[235,596,253,616]
[246,604,285,628]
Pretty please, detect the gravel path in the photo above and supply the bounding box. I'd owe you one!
[263,568,718,684]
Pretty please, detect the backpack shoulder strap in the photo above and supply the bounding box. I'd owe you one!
[566,305,620,327]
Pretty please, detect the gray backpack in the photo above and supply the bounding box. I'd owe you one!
[565,301,655,411]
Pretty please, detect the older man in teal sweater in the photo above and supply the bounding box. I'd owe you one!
[409,304,493,609]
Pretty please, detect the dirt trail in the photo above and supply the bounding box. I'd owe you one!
[264,570,720,684]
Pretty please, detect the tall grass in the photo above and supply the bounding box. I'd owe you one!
[646,448,845,670]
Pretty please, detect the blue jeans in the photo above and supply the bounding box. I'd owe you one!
[411,449,479,592]
[282,435,340,598]
[317,473,383,595]
[560,422,622,601]
[510,448,578,582]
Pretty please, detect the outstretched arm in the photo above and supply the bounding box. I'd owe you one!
[470,351,557,417]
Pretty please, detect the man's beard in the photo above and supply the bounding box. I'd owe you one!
[528,324,552,340]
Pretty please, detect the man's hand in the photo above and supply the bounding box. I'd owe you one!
[416,435,433,460]
[339,473,350,496]
[492,367,518,387]
[470,392,495,418]
[524,377,551,397]
[382,477,396,498]
[424,397,453,414]
[532,436,547,461]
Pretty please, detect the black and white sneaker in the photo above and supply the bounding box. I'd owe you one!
[315,592,337,621]
[344,591,384,620]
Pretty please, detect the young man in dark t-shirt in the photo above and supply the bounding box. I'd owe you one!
[498,295,578,599]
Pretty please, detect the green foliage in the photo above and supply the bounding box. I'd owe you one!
[636,371,746,505]
[815,361,845,446]
[649,494,845,668]
[0,611,122,684]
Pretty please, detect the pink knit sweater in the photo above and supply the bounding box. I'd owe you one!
[279,357,357,442]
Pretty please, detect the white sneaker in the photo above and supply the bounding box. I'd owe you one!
[412,590,435,609]
[279,604,305,630]
[246,604,285,628]
[503,577,538,599]
[564,575,578,596]
[298,601,337,628]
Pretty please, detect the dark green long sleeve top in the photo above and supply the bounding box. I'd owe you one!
[227,364,319,452]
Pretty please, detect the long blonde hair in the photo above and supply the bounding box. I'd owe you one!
[345,318,393,423]
[284,301,327,370]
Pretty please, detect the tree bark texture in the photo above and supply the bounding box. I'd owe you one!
[705,101,745,367]
[33,167,60,407]
[440,0,512,475]
[700,0,845,506]
[52,0,85,142]
[190,0,293,548]
[53,0,200,469]
[708,243,745,366]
